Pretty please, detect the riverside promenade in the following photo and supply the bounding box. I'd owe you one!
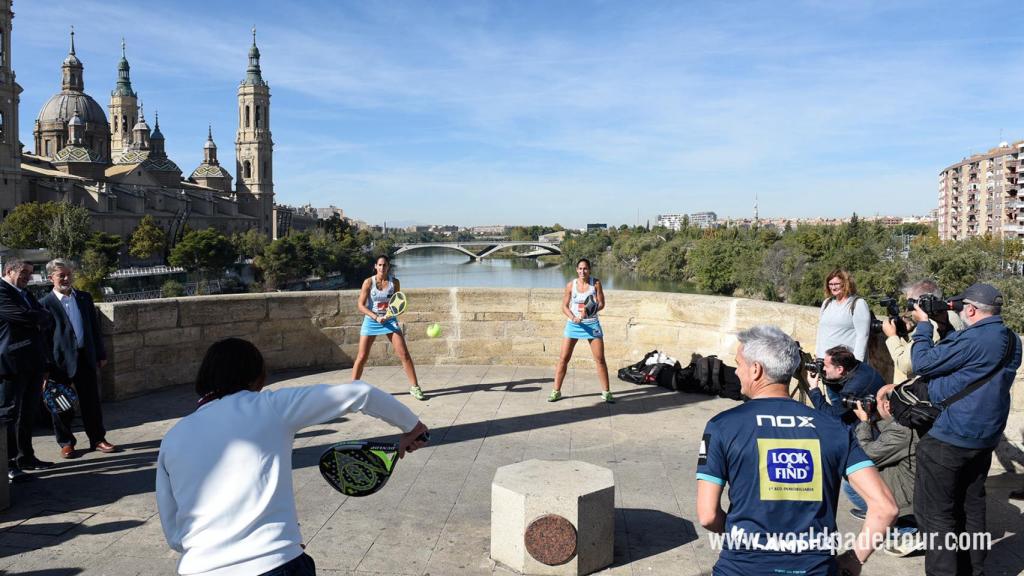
[1,365,1022,575]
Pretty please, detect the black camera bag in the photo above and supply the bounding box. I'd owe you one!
[889,328,1015,433]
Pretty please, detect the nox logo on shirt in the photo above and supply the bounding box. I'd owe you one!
[757,439,822,501]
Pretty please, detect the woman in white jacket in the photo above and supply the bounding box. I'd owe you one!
[156,338,429,576]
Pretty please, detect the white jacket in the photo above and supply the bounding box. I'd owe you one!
[156,381,420,575]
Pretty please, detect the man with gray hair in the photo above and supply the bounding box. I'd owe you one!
[40,259,116,459]
[696,325,897,576]
[881,279,963,378]
[0,258,55,482]
[908,283,1021,575]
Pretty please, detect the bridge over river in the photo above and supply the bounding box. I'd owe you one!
[393,240,562,260]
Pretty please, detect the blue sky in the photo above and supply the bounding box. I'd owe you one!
[13,1,1024,228]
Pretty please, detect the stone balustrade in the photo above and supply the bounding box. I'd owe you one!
[95,288,1024,417]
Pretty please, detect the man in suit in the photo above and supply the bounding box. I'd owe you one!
[0,258,55,481]
[40,259,116,459]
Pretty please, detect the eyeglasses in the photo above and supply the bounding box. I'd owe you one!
[828,282,843,288]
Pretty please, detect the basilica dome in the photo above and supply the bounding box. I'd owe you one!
[37,91,108,127]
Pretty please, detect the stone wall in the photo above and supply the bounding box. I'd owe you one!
[95,288,1023,415]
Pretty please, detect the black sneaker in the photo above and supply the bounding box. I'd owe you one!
[849,508,866,520]
[18,457,54,471]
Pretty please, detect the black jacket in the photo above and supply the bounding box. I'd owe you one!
[39,290,106,379]
[0,280,54,377]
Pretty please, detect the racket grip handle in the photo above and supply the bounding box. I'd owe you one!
[417,432,430,442]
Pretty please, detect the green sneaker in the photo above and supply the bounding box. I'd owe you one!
[409,386,426,401]
[601,391,615,403]
[547,390,562,402]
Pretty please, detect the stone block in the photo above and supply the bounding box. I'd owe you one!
[202,321,260,341]
[97,303,137,335]
[136,301,180,330]
[268,293,340,320]
[178,296,267,326]
[491,459,614,575]
[458,289,529,314]
[143,327,201,347]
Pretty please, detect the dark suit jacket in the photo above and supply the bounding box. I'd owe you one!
[40,290,106,380]
[0,280,54,377]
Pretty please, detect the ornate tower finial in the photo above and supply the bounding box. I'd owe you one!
[70,25,76,55]
[121,37,126,58]
[243,26,265,86]
[208,123,213,140]
[252,26,257,45]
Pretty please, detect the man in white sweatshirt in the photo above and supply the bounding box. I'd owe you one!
[156,338,428,576]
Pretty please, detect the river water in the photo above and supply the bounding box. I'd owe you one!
[389,249,696,293]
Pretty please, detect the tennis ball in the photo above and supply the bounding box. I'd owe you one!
[426,323,442,338]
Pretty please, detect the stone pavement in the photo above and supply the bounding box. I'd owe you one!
[0,365,1022,575]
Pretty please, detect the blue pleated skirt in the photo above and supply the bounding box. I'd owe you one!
[361,316,402,336]
[564,319,603,340]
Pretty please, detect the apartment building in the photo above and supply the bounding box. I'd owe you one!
[938,141,1023,240]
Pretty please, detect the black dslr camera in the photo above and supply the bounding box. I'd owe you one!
[805,357,825,378]
[840,393,877,414]
[869,296,908,338]
[907,293,951,316]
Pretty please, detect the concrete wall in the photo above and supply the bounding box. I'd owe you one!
[95,288,1023,414]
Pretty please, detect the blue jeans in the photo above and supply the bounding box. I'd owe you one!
[843,480,867,511]
[845,481,918,536]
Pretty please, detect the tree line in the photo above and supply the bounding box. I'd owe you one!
[0,202,376,298]
[559,217,1024,331]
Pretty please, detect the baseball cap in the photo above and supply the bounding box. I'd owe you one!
[949,283,1003,307]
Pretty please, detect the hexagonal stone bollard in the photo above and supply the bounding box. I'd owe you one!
[491,459,615,575]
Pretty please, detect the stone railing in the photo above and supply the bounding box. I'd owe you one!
[95,288,1024,416]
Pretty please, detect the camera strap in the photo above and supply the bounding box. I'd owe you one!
[938,328,1016,410]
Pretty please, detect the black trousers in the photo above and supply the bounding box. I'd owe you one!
[1,370,44,465]
[914,434,992,576]
[259,553,315,576]
[52,354,106,447]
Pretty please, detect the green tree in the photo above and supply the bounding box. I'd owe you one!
[73,248,112,301]
[87,231,124,266]
[0,202,59,248]
[169,228,237,275]
[45,203,92,259]
[129,215,166,260]
[231,228,269,260]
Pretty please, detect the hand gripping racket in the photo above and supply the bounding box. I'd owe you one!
[383,291,407,319]
[319,432,428,496]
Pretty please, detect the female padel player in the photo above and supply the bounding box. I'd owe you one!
[352,255,426,400]
[549,258,613,403]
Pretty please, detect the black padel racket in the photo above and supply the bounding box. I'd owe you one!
[318,433,428,496]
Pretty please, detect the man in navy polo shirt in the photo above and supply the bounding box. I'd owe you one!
[910,283,1021,576]
[696,325,898,576]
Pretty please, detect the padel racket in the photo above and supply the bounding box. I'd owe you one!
[383,291,407,319]
[319,432,428,496]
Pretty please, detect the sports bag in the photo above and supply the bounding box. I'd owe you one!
[42,379,78,416]
[617,350,659,384]
[889,329,1016,433]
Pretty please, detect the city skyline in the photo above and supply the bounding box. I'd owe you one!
[13,1,1024,228]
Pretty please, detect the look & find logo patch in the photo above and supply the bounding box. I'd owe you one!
[757,439,823,501]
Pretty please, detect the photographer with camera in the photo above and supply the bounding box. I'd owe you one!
[905,283,1021,576]
[847,384,922,556]
[881,280,964,379]
[809,345,885,426]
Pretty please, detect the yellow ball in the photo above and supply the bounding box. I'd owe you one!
[426,323,442,338]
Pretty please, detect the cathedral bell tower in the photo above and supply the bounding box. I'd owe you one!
[109,38,137,156]
[0,0,22,216]
[235,28,274,237]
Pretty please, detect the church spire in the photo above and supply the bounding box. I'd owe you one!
[61,25,84,91]
[112,37,136,97]
[242,27,266,86]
